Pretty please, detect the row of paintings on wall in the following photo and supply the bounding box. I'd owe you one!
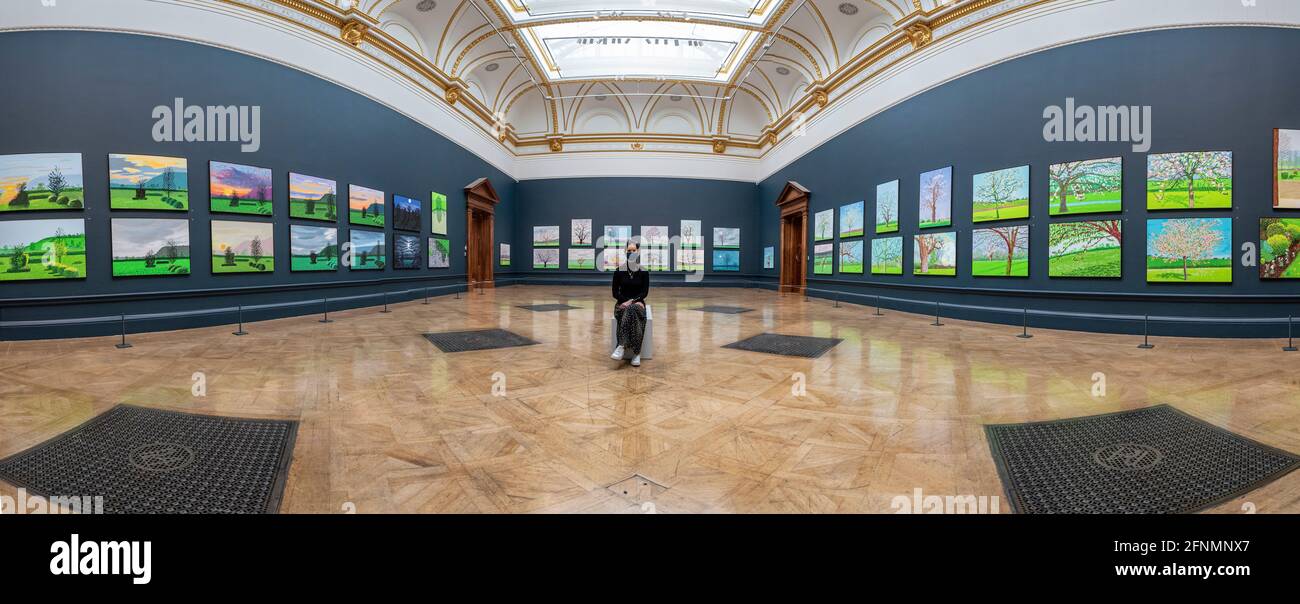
[532,220,740,249]
[527,247,740,272]
[813,151,1245,242]
[0,153,451,234]
[807,217,1288,282]
[0,218,451,281]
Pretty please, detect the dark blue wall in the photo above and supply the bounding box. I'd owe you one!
[511,177,759,287]
[0,31,516,337]
[758,27,1300,337]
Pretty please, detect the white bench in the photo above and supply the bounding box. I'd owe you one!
[609,304,654,360]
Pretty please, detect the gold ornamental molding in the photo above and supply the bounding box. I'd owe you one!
[340,19,368,46]
[905,22,933,49]
[547,136,564,152]
[446,84,462,105]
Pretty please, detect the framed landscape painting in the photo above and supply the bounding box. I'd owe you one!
[568,248,596,270]
[644,248,670,271]
[533,225,560,247]
[393,233,421,270]
[814,209,835,242]
[641,225,669,248]
[1146,218,1231,283]
[1048,157,1122,216]
[109,154,188,211]
[429,237,450,268]
[680,220,702,248]
[839,240,864,274]
[0,153,84,212]
[571,219,593,247]
[0,218,86,281]
[914,232,957,276]
[393,195,422,232]
[604,225,631,248]
[840,201,865,238]
[972,226,1029,277]
[1276,130,1300,209]
[1261,218,1300,278]
[500,243,510,267]
[533,248,560,269]
[210,161,272,216]
[431,192,448,235]
[348,185,385,227]
[602,248,626,271]
[712,249,740,271]
[289,225,338,272]
[713,227,740,249]
[813,243,834,275]
[111,218,190,278]
[918,166,953,229]
[972,165,1029,223]
[763,246,774,269]
[288,173,337,222]
[876,180,899,233]
[211,220,274,274]
[677,248,704,272]
[871,237,903,275]
[1147,152,1232,211]
[1048,220,1122,278]
[349,230,386,270]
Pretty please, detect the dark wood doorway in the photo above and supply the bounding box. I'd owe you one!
[776,181,810,294]
[464,177,498,288]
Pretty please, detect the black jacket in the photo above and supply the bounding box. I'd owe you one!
[612,267,649,304]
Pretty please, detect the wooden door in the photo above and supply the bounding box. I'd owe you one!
[464,178,498,287]
[775,182,810,293]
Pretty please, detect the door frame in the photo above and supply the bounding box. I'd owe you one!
[776,181,810,294]
[464,177,498,288]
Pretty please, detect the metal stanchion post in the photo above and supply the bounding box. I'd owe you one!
[1138,315,1154,349]
[1285,315,1297,352]
[115,314,132,349]
[319,297,333,323]
[874,295,883,316]
[833,292,840,308]
[423,287,430,305]
[1017,308,1032,339]
[932,302,943,326]
[381,292,391,313]
[232,305,248,336]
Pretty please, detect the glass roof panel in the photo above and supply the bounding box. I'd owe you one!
[498,0,774,25]
[524,21,756,82]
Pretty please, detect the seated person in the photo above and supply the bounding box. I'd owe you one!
[611,241,649,367]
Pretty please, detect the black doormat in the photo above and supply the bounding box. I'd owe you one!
[517,304,580,312]
[692,305,754,314]
[0,405,297,514]
[985,405,1300,514]
[723,333,842,358]
[423,328,539,352]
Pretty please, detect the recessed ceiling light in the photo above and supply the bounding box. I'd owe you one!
[484,62,499,72]
[416,0,436,12]
[775,66,790,75]
[838,3,858,16]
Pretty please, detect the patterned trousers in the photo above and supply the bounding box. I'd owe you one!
[615,303,646,356]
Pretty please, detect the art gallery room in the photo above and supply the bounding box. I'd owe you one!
[7,0,1300,551]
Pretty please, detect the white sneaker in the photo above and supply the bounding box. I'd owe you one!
[631,355,641,367]
[611,345,625,360]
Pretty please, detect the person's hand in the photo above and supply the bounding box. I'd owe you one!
[633,301,644,308]
[618,301,630,309]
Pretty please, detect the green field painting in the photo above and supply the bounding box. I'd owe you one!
[0,153,85,212]
[111,218,190,277]
[289,173,337,222]
[1147,152,1233,210]
[210,161,273,216]
[972,226,1029,277]
[972,165,1029,223]
[1048,220,1122,278]
[0,218,87,281]
[1048,157,1122,216]
[109,154,188,211]
[1146,218,1232,283]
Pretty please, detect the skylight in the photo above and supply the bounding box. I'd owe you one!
[499,1,772,25]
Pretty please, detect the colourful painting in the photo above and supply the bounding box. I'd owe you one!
[289,225,338,272]
[393,195,422,232]
[918,167,953,229]
[763,246,774,269]
[111,219,190,277]
[210,161,272,216]
[713,227,740,249]
[1261,218,1300,279]
[348,185,385,227]
[288,173,337,222]
[500,242,510,267]
[1048,157,1122,216]
[972,165,1029,223]
[393,233,421,269]
[1147,152,1232,211]
[348,230,386,270]
[109,154,188,211]
[568,248,596,269]
[211,220,274,274]
[840,201,865,238]
[533,248,560,269]
[602,248,626,271]
[1146,218,1232,283]
[712,249,740,271]
[1048,220,1122,278]
[533,225,560,247]
[0,219,86,281]
[429,237,450,268]
[677,248,704,271]
[680,220,703,248]
[643,247,670,271]
[1277,130,1300,209]
[914,232,957,276]
[570,219,593,246]
[813,243,834,275]
[431,192,448,235]
[604,225,631,247]
[871,237,903,275]
[814,209,835,242]
[839,240,864,274]
[972,226,1029,278]
[0,153,84,212]
[876,180,899,233]
[640,225,669,248]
